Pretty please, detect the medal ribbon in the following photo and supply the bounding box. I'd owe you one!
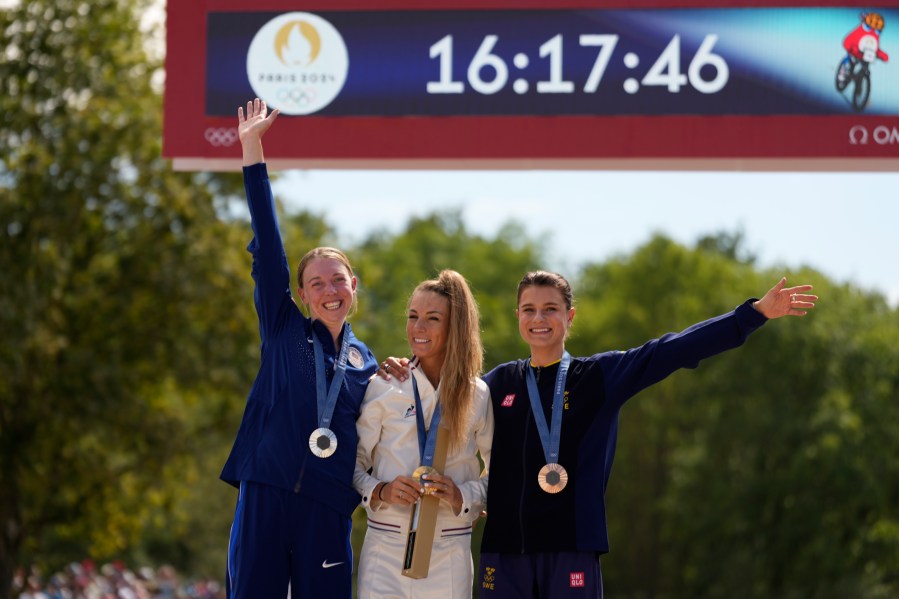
[311,323,351,429]
[411,374,442,466]
[525,351,571,466]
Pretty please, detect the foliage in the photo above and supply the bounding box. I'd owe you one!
[0,0,252,594]
[571,236,899,598]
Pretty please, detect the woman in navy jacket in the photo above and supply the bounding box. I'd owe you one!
[475,271,817,598]
[221,99,378,599]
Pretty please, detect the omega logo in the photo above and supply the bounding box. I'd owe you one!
[848,125,899,145]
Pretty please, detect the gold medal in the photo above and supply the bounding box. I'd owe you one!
[412,465,439,495]
[537,463,568,494]
[308,427,337,458]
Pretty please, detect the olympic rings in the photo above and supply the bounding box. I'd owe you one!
[204,127,238,147]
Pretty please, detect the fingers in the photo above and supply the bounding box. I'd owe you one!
[379,357,410,381]
[788,292,818,316]
[421,474,455,497]
[238,98,278,121]
[385,477,423,506]
[784,284,814,294]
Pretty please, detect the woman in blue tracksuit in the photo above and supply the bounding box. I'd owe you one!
[221,98,378,599]
[475,270,817,598]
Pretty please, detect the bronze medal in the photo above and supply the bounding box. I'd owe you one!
[537,462,568,494]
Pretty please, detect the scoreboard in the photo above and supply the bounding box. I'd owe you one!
[164,0,899,170]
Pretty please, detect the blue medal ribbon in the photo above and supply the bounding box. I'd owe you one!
[311,323,351,430]
[411,373,442,467]
[524,351,571,466]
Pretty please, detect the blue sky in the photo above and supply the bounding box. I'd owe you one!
[272,169,899,307]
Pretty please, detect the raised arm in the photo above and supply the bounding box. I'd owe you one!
[238,99,293,337]
[603,277,817,407]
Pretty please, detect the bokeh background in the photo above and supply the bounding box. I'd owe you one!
[2,1,898,598]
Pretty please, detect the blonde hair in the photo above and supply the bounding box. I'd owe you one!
[296,246,358,316]
[410,270,483,450]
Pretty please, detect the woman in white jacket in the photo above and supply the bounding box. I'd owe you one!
[354,270,494,599]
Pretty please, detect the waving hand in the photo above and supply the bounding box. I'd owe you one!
[238,98,280,166]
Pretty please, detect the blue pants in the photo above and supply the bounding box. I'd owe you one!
[478,551,603,598]
[227,481,353,599]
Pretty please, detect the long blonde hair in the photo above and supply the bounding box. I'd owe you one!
[410,270,483,450]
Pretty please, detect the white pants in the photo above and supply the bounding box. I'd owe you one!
[357,523,473,599]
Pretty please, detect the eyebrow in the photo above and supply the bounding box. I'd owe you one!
[306,272,346,283]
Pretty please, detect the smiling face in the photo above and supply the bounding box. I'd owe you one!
[516,285,575,365]
[407,290,450,374]
[298,257,357,335]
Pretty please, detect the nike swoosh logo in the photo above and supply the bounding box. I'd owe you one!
[322,560,345,569]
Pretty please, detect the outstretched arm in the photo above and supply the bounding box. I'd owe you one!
[752,277,818,319]
[238,98,280,166]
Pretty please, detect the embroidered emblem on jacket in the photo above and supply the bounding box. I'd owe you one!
[348,347,364,369]
[501,394,515,407]
[482,566,496,591]
[403,404,416,418]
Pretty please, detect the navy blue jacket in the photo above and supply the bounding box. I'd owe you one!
[220,164,378,518]
[481,300,767,553]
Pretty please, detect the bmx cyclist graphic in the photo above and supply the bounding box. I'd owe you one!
[836,11,890,112]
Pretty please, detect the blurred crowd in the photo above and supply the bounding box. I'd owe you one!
[13,560,223,599]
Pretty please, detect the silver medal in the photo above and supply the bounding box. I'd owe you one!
[309,427,337,458]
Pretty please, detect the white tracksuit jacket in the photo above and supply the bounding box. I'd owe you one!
[354,365,494,599]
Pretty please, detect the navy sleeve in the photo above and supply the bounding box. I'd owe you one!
[243,163,294,339]
[601,300,768,408]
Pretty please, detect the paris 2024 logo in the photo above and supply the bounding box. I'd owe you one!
[246,12,349,115]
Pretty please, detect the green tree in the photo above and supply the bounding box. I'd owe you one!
[664,281,899,598]
[569,234,899,598]
[0,1,258,595]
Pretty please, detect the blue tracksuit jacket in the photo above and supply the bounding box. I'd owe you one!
[220,163,377,518]
[481,300,767,553]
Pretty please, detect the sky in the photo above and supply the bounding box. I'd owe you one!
[271,169,899,307]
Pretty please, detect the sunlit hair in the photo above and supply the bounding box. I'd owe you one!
[296,246,358,317]
[517,270,574,310]
[410,270,484,450]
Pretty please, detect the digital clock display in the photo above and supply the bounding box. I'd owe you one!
[205,8,899,116]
